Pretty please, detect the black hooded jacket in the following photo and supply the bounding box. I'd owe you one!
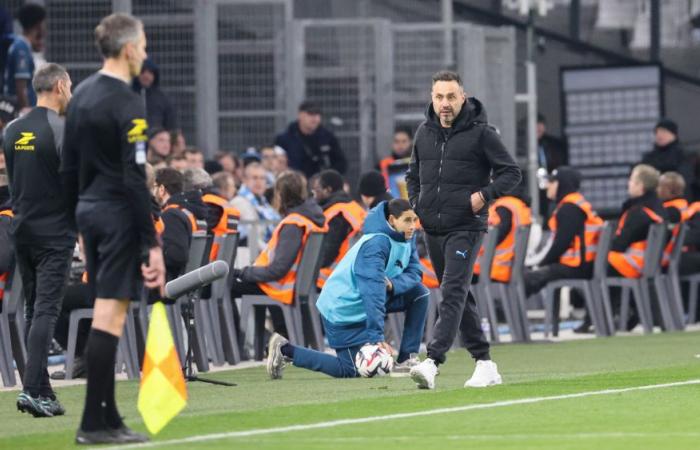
[161,193,194,280]
[640,140,684,175]
[319,190,355,268]
[240,199,326,283]
[611,191,667,253]
[406,98,521,234]
[540,178,588,266]
[132,59,177,130]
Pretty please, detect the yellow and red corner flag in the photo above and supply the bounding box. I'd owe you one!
[138,302,187,434]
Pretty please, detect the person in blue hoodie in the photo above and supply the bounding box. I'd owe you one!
[266,198,430,379]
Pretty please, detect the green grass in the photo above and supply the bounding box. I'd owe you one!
[2,331,700,449]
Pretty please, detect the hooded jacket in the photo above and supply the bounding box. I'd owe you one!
[132,59,177,130]
[406,98,521,234]
[641,139,685,175]
[240,199,325,282]
[316,201,422,348]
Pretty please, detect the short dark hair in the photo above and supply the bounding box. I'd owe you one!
[394,126,413,140]
[318,169,344,193]
[95,13,143,59]
[185,147,203,156]
[32,63,69,94]
[432,70,462,86]
[155,168,184,195]
[298,100,321,115]
[386,198,412,219]
[18,4,46,31]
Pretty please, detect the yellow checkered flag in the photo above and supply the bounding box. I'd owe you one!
[137,302,187,434]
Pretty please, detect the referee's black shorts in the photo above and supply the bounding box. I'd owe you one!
[76,199,142,301]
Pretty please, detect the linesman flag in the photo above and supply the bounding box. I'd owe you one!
[138,302,187,434]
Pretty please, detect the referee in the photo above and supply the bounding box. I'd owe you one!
[61,14,164,445]
[3,63,75,417]
[406,71,521,389]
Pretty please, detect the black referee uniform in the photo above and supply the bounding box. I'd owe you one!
[61,72,157,432]
[3,107,76,402]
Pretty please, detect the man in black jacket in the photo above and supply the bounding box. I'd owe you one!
[132,59,176,130]
[3,63,75,417]
[406,70,521,390]
[274,101,347,178]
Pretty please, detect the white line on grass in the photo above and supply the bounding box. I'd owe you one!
[104,379,700,450]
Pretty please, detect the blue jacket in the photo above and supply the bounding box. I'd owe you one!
[316,201,422,348]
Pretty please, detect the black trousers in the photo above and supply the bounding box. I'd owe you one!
[524,263,593,297]
[16,243,72,397]
[425,230,490,364]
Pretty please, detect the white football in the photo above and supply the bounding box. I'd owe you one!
[355,344,394,378]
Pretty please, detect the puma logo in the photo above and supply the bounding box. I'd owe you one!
[455,250,468,259]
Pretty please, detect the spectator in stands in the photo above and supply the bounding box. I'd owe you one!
[312,170,367,288]
[524,167,603,333]
[378,127,413,185]
[275,101,347,178]
[537,114,568,221]
[212,171,237,201]
[232,162,280,245]
[185,147,205,169]
[180,167,214,229]
[607,164,667,329]
[132,59,177,130]
[358,170,392,209]
[0,95,17,147]
[171,129,186,155]
[230,171,327,340]
[641,119,686,181]
[204,159,223,175]
[146,127,172,165]
[265,199,428,379]
[216,151,238,178]
[474,181,532,285]
[274,146,288,176]
[3,3,46,111]
[168,153,188,172]
[260,145,277,186]
[153,168,195,280]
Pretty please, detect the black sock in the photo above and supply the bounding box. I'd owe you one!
[280,343,295,359]
[103,361,124,429]
[80,329,119,431]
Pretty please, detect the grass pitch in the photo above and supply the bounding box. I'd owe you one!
[1,331,699,449]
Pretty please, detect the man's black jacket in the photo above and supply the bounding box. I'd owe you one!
[406,98,521,234]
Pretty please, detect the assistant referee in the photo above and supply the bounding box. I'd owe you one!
[61,14,164,445]
[3,63,75,418]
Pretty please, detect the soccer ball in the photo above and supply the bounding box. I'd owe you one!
[354,344,394,378]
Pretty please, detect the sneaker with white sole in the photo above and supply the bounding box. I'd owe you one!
[266,333,290,380]
[390,354,420,378]
[464,360,502,388]
[409,358,438,389]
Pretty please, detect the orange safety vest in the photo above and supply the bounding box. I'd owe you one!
[608,206,664,278]
[202,193,240,261]
[255,213,328,304]
[0,209,12,301]
[548,192,603,268]
[154,216,165,235]
[163,204,198,232]
[316,201,366,288]
[420,257,439,288]
[474,196,531,282]
[661,198,689,267]
[379,156,395,185]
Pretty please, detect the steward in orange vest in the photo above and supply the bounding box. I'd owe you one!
[377,127,413,186]
[201,187,240,261]
[473,193,532,283]
[608,165,667,279]
[679,202,700,294]
[657,172,689,267]
[311,170,367,288]
[524,167,602,295]
[230,171,328,345]
[0,207,13,302]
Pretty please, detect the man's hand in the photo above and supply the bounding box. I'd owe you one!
[470,191,485,213]
[384,277,393,292]
[142,246,165,295]
[378,341,395,356]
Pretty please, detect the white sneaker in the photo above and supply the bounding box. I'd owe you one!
[266,333,289,380]
[409,358,438,389]
[464,360,503,388]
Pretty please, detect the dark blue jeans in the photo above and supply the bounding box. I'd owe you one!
[292,284,430,378]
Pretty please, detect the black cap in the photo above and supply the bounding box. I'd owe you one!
[298,100,321,115]
[655,118,678,136]
[204,160,223,175]
[358,171,387,197]
[547,166,581,190]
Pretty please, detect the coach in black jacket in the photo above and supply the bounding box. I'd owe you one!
[406,70,520,390]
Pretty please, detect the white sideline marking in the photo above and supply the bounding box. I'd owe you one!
[104,379,700,449]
